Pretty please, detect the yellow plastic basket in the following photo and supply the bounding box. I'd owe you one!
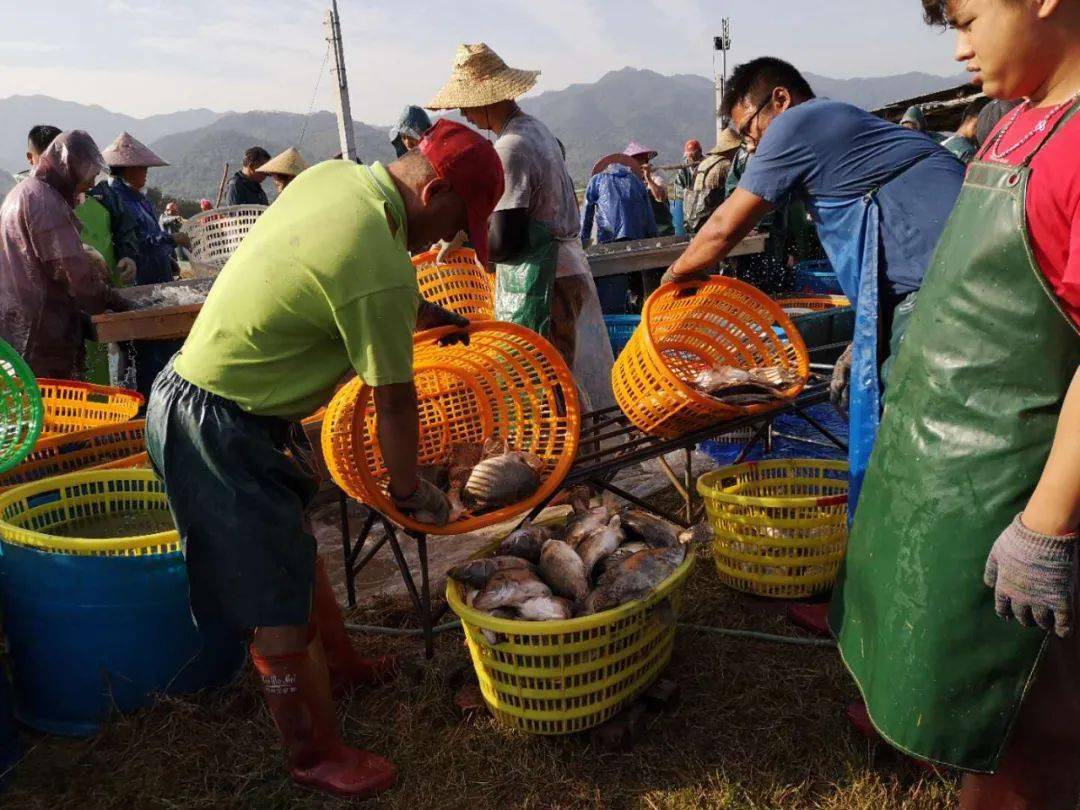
[0,469,178,557]
[37,379,143,437]
[697,460,848,599]
[446,549,695,735]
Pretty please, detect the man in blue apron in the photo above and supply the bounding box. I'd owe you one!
[664,56,964,520]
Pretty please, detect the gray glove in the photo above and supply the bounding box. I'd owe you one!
[984,514,1079,638]
[392,478,451,526]
[660,266,711,286]
[830,344,853,413]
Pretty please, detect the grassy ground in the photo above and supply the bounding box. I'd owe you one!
[1,494,959,808]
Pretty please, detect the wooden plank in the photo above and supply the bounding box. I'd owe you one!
[91,304,203,343]
[587,232,766,278]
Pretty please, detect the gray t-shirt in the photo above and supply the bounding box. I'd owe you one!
[494,112,589,278]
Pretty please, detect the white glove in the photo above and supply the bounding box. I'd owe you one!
[435,230,468,263]
[116,257,137,286]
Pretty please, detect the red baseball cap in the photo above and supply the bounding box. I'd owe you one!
[684,139,702,153]
[419,119,504,266]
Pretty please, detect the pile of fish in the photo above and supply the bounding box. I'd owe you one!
[417,437,545,522]
[449,503,690,632]
[691,364,804,406]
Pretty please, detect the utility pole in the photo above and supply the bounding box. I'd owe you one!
[714,19,732,142]
[325,0,357,161]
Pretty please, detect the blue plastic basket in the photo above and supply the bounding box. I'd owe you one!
[793,260,844,296]
[604,314,641,357]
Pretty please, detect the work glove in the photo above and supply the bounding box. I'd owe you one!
[660,265,711,286]
[115,257,137,286]
[830,344,853,413]
[984,514,1079,638]
[392,478,451,526]
[172,232,192,250]
[435,230,468,263]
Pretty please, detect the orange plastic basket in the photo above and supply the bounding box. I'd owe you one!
[37,379,143,436]
[322,321,580,535]
[412,248,495,319]
[612,278,810,439]
[776,295,851,312]
[0,420,146,493]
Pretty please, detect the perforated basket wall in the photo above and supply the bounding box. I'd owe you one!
[0,469,178,557]
[0,420,146,493]
[0,339,43,474]
[611,278,810,439]
[697,459,848,599]
[412,248,495,319]
[37,380,143,437]
[447,549,694,735]
[184,205,267,270]
[322,322,580,535]
[776,295,851,313]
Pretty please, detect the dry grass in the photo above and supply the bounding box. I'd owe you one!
[0,492,959,809]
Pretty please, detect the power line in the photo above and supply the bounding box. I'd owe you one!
[298,42,331,147]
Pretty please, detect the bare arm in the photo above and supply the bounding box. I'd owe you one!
[1023,369,1080,535]
[373,382,420,500]
[666,189,775,280]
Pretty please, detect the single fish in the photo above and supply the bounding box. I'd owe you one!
[448,556,536,589]
[584,545,687,615]
[576,515,624,578]
[479,607,517,645]
[498,523,552,564]
[417,464,449,491]
[464,452,544,511]
[538,538,589,602]
[619,508,680,549]
[473,568,552,611]
[563,506,611,548]
[448,442,485,489]
[593,541,649,581]
[516,595,574,621]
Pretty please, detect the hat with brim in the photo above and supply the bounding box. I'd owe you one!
[258,147,308,178]
[427,43,540,110]
[711,129,742,157]
[102,131,168,168]
[623,141,658,162]
[590,153,643,179]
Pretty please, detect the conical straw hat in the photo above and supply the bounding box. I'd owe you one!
[427,43,540,110]
[258,147,308,177]
[101,131,169,168]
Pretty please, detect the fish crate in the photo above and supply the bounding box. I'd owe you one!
[184,204,266,271]
[37,379,143,437]
[412,247,495,320]
[0,470,244,734]
[0,339,43,475]
[0,420,147,494]
[792,260,843,296]
[322,321,580,535]
[611,278,809,439]
[697,460,848,599]
[446,548,695,735]
[604,314,641,358]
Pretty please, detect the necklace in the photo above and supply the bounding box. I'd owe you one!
[989,91,1080,161]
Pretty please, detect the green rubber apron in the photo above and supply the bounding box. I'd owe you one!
[829,102,1080,772]
[494,219,557,336]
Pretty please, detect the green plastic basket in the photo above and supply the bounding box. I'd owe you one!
[0,340,43,475]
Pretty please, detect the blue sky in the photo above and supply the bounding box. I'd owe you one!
[0,0,961,123]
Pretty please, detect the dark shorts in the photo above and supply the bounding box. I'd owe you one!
[146,359,318,631]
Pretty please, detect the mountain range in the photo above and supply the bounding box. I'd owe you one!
[0,68,965,201]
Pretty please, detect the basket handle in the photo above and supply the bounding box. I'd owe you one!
[673,283,705,299]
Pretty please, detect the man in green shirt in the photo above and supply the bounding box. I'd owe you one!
[146,120,504,800]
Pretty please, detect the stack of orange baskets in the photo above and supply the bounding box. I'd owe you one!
[612,278,810,439]
[412,247,494,319]
[37,379,143,437]
[322,322,580,535]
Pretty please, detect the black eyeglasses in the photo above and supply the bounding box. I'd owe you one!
[731,97,771,142]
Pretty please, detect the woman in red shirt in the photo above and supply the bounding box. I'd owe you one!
[829,1,1080,807]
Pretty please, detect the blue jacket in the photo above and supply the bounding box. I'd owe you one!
[580,165,658,245]
[110,178,176,286]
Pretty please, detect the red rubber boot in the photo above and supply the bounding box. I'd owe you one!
[312,556,398,697]
[786,603,832,637]
[251,637,398,799]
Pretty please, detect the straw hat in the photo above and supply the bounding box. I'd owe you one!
[427,43,540,110]
[590,153,644,179]
[101,131,168,168]
[711,129,743,157]
[623,141,658,162]
[257,147,308,177]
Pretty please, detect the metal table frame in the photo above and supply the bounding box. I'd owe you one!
[336,381,846,658]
